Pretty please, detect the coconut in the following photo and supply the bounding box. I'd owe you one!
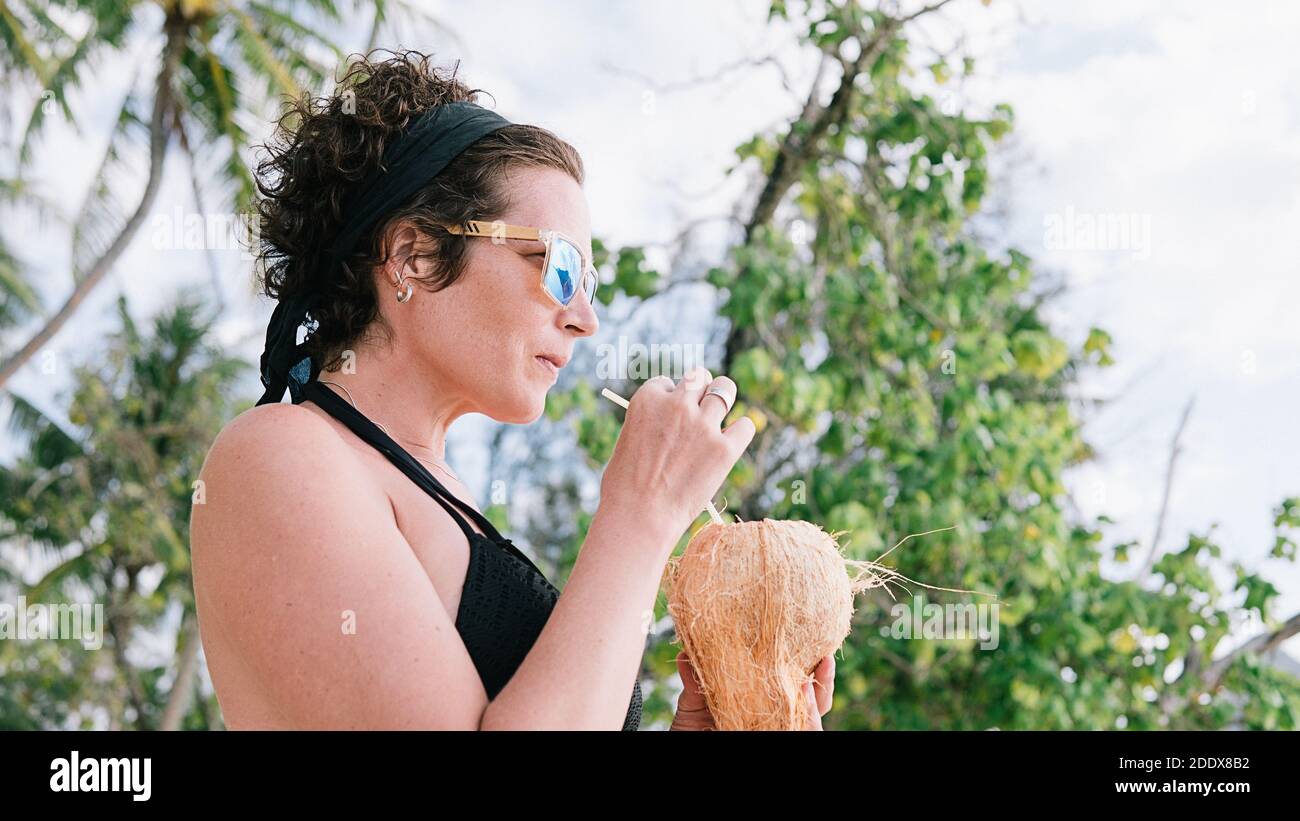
[665,516,991,730]
[662,519,888,730]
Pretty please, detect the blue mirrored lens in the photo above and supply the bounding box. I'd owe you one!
[545,238,583,304]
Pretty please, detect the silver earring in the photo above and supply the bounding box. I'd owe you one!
[396,278,413,303]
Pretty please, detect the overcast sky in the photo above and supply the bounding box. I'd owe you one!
[3,0,1297,658]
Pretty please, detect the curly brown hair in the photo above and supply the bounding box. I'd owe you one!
[253,50,584,372]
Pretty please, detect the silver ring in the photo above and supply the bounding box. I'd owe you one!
[702,386,733,415]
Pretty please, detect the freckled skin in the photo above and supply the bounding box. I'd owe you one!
[387,166,598,425]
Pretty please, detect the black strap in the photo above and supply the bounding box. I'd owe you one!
[298,381,553,581]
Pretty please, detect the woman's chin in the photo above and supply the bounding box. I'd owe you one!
[490,390,548,425]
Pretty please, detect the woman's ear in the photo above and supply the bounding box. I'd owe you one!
[379,220,423,285]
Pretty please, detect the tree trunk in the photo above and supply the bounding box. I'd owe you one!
[160,607,201,730]
[107,602,151,729]
[0,14,187,389]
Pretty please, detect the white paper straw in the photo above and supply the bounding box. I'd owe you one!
[600,388,726,525]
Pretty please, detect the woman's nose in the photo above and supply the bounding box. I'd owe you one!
[562,292,599,337]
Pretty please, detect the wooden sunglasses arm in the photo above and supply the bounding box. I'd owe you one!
[442,220,541,241]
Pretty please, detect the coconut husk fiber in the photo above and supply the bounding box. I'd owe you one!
[664,518,894,731]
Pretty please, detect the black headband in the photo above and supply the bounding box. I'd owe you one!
[255,100,513,406]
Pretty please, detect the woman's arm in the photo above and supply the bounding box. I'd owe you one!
[483,369,755,729]
[478,501,672,729]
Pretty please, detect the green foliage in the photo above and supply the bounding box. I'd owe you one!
[0,297,247,729]
[540,0,1300,730]
[1271,497,1300,561]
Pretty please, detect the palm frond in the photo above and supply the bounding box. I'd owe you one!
[4,391,81,450]
[249,0,343,63]
[68,79,151,281]
[0,240,42,328]
[292,0,344,19]
[26,542,107,601]
[229,6,300,101]
[111,293,141,353]
[17,9,114,163]
[16,1,139,162]
[179,39,256,210]
[368,0,464,53]
[172,114,227,310]
[0,174,58,222]
[16,0,73,44]
[0,0,53,83]
[0,179,60,326]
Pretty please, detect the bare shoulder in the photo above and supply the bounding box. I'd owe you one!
[200,402,348,484]
[190,402,389,564]
[191,403,485,729]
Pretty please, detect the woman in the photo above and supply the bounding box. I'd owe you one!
[190,50,835,730]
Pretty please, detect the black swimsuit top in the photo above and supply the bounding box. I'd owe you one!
[300,381,643,730]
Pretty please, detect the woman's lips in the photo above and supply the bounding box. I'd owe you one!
[535,355,559,379]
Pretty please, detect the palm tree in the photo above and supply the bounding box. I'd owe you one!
[0,295,247,729]
[0,0,353,388]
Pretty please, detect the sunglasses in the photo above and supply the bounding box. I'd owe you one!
[440,220,598,308]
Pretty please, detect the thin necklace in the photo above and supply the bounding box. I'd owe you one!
[317,380,460,484]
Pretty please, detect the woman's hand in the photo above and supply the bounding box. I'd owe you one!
[669,651,716,731]
[598,368,756,550]
[669,651,836,730]
[804,654,835,730]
